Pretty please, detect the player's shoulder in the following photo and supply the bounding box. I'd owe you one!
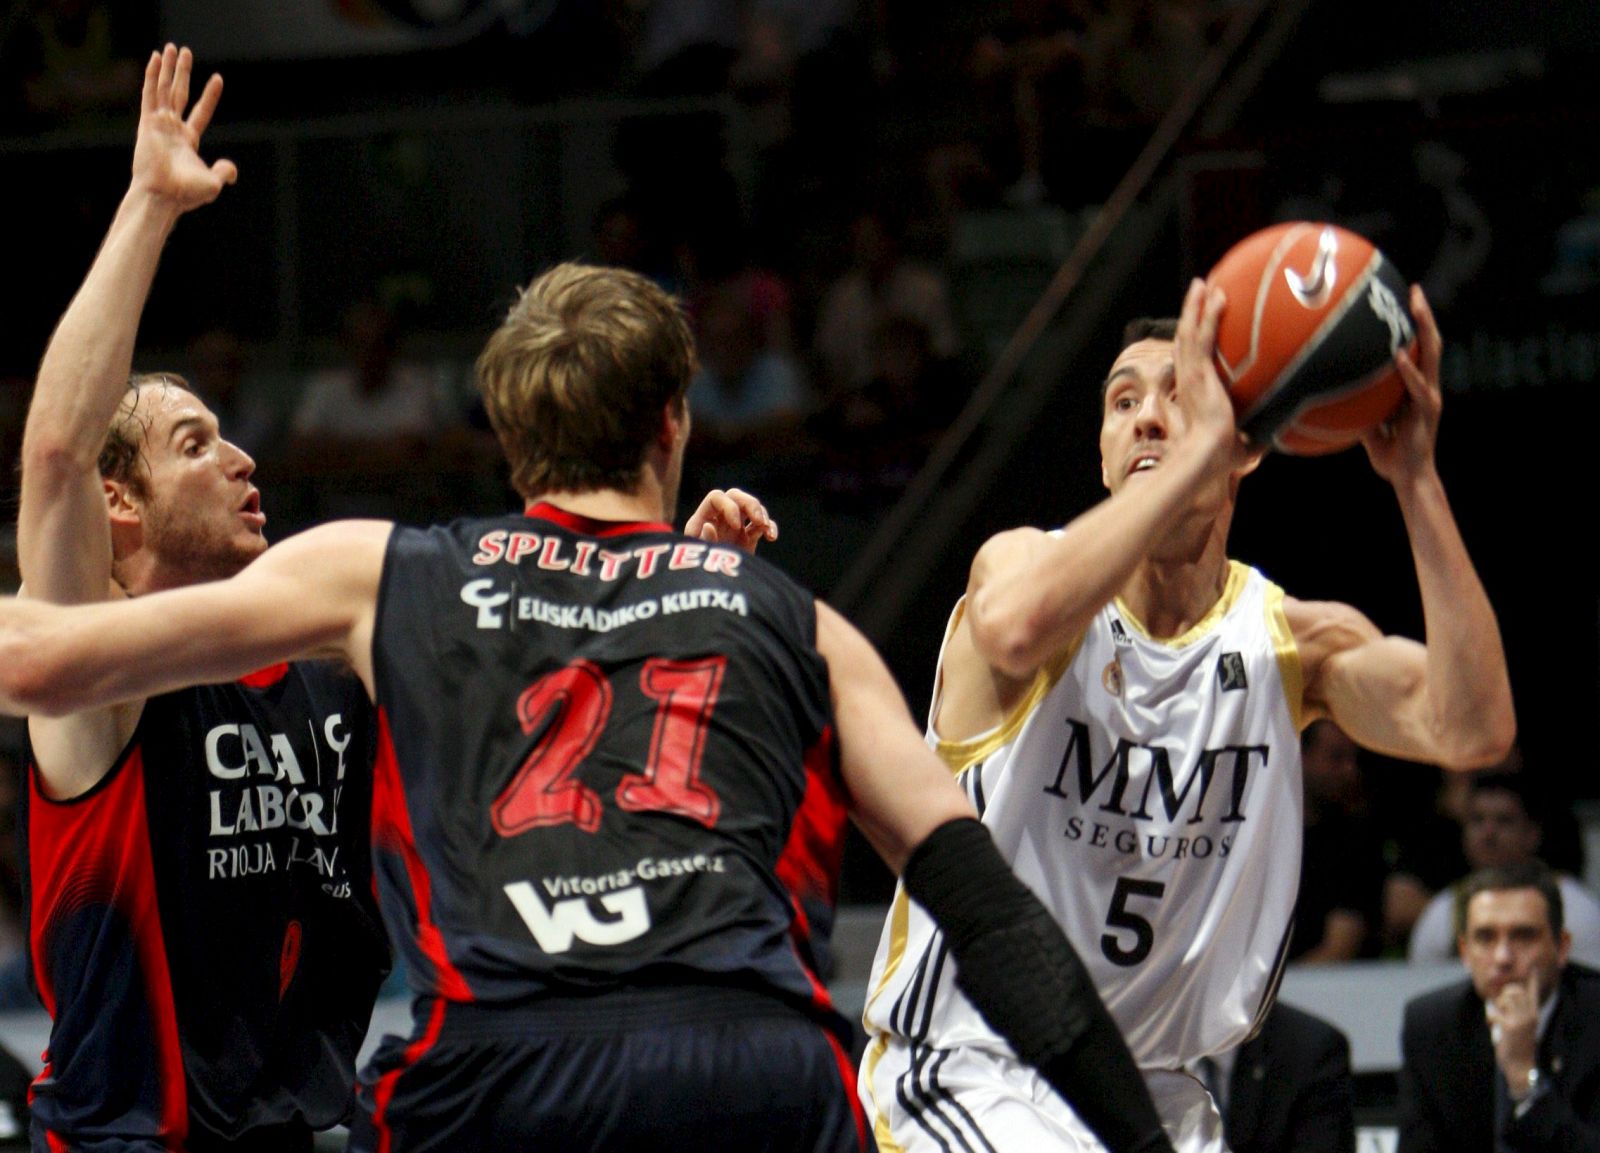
[381,514,515,569]
[1279,595,1381,654]
[980,524,1054,553]
[970,524,1053,581]
[1565,962,1600,1004]
[1402,974,1475,1028]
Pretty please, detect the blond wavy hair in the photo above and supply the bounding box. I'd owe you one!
[476,263,695,500]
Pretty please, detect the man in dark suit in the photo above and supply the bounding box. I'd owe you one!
[1199,1002,1355,1153]
[1398,859,1600,1152]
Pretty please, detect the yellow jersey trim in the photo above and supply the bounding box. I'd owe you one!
[864,889,912,1021]
[931,622,1084,775]
[1114,559,1249,649]
[1264,578,1306,731]
[865,600,1081,1050]
[863,1034,904,1152]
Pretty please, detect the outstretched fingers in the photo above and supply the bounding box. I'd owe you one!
[155,43,177,106]
[141,50,161,116]
[1176,278,1204,346]
[131,44,236,206]
[1196,280,1225,351]
[172,45,193,115]
[188,72,225,139]
[1175,278,1225,370]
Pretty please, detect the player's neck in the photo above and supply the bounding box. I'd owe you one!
[112,551,188,598]
[529,484,667,528]
[1119,538,1232,640]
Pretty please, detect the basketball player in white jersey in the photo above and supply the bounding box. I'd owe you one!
[860,278,1515,1152]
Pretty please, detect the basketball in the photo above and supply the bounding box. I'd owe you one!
[1207,222,1417,455]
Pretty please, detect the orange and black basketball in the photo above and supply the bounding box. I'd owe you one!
[1208,221,1417,456]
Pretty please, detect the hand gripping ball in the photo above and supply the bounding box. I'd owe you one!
[1208,221,1417,455]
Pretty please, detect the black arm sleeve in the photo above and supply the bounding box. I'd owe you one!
[901,817,1175,1153]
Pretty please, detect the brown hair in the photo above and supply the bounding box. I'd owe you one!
[1454,859,1566,940]
[475,263,695,500]
[1120,317,1178,350]
[1101,318,1179,401]
[98,373,190,496]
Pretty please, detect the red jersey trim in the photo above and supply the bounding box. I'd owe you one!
[524,501,671,537]
[238,663,290,688]
[371,709,474,1002]
[370,996,449,1153]
[820,1023,870,1151]
[775,725,846,914]
[27,746,189,1147]
[776,726,844,1011]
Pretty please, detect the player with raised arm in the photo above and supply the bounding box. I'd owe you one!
[15,46,388,1151]
[859,279,1515,1151]
[0,261,1176,1153]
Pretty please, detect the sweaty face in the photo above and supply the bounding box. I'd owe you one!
[1463,790,1541,870]
[1099,339,1182,494]
[1460,887,1569,1003]
[121,385,266,586]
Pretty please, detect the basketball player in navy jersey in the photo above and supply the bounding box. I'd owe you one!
[0,256,1179,1152]
[860,280,1515,1152]
[14,47,389,1150]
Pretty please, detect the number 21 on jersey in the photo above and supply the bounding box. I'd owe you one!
[491,656,726,837]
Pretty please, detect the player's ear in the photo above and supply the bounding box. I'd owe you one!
[105,478,142,526]
[659,394,690,452]
[1232,443,1266,481]
[106,479,144,559]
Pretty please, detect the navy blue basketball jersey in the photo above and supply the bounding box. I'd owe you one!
[368,504,842,1018]
[22,662,387,1150]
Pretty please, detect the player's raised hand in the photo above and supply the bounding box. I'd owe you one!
[1362,284,1443,485]
[1174,279,1253,476]
[132,44,237,213]
[684,488,778,554]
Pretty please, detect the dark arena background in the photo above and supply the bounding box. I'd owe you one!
[1,1,1597,1147]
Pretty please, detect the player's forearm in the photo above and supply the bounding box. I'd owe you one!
[0,599,112,717]
[903,819,1176,1153]
[23,187,180,475]
[1393,468,1515,767]
[969,442,1219,677]
[1,577,337,719]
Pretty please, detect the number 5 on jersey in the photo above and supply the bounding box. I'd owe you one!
[1101,877,1166,967]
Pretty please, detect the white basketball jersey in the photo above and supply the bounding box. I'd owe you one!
[862,561,1305,1074]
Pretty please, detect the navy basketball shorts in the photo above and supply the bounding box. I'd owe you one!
[347,985,869,1152]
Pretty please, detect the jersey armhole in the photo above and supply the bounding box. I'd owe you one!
[372,524,430,708]
[1263,581,1306,732]
[27,703,147,807]
[928,599,1084,774]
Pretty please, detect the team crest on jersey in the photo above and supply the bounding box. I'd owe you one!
[1217,652,1248,692]
[1102,658,1124,697]
[1110,619,1133,648]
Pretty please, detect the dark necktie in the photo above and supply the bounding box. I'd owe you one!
[1494,1068,1516,1153]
